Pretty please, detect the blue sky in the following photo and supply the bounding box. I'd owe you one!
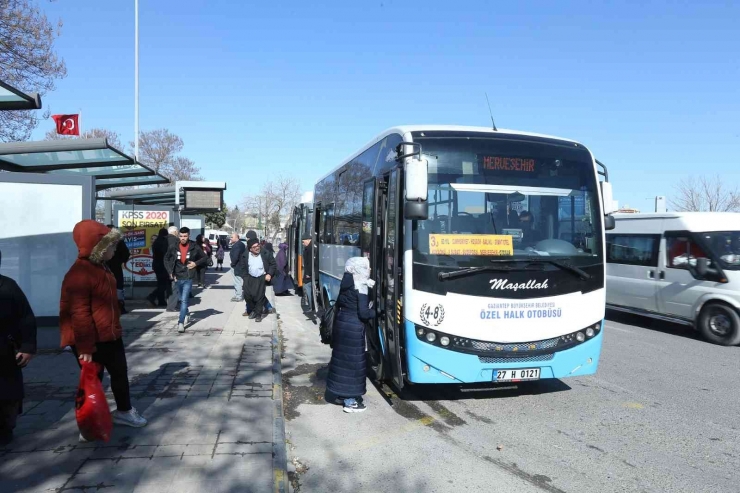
[33,0,739,212]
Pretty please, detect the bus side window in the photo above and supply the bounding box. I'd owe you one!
[361,180,374,257]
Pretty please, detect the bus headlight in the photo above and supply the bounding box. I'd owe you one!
[440,336,450,346]
[416,327,425,337]
[576,332,585,342]
[425,332,436,343]
[586,328,595,338]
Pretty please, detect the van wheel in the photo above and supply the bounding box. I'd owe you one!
[698,303,740,346]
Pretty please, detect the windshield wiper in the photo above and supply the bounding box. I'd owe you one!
[438,264,541,281]
[489,258,592,280]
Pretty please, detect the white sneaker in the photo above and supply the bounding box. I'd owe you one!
[178,323,185,333]
[78,433,91,443]
[184,313,191,326]
[112,407,148,428]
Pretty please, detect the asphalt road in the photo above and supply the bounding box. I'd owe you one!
[278,295,740,493]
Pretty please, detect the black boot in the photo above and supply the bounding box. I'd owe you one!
[119,301,127,314]
[0,429,14,446]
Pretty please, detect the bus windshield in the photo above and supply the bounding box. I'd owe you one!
[412,135,603,268]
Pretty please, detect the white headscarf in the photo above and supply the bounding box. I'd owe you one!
[345,257,375,294]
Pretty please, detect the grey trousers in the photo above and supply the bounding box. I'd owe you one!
[166,279,179,310]
[232,269,244,299]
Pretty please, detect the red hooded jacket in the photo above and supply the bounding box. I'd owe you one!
[59,220,123,354]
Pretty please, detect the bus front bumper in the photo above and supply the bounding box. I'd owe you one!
[404,320,603,384]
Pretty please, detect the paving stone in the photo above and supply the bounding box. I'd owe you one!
[0,274,282,493]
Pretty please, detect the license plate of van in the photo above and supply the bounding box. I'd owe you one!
[494,368,540,382]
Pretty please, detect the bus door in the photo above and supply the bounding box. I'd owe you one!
[380,170,404,389]
[362,177,383,378]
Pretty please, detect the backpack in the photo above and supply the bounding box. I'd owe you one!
[318,300,336,346]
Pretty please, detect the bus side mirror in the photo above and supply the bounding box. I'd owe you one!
[604,215,616,231]
[601,181,615,215]
[405,157,428,220]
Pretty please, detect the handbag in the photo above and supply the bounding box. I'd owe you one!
[207,256,214,267]
[319,301,336,346]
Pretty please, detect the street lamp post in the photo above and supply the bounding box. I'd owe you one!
[134,0,139,161]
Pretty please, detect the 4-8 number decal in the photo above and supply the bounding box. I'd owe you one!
[420,303,446,327]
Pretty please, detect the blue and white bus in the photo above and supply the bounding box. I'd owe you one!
[309,125,615,389]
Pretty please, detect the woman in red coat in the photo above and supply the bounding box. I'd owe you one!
[60,220,147,441]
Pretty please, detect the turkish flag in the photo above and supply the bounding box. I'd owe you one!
[51,114,80,136]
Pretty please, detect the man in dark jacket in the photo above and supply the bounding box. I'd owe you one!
[0,250,37,445]
[165,226,180,312]
[302,234,313,282]
[237,238,277,323]
[107,225,130,314]
[229,232,245,302]
[164,227,208,333]
[147,228,171,307]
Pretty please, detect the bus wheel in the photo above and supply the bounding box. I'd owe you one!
[698,303,740,346]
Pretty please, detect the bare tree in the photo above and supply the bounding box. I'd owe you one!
[133,129,201,183]
[669,175,740,212]
[45,127,123,149]
[0,0,67,141]
[242,193,273,239]
[242,175,301,242]
[227,205,244,233]
[168,156,201,182]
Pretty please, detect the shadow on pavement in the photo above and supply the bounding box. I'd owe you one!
[1,271,276,493]
[605,309,701,341]
[0,361,189,493]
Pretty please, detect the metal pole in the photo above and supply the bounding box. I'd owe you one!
[134,0,139,161]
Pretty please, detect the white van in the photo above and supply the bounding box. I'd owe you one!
[606,212,740,345]
[206,230,230,250]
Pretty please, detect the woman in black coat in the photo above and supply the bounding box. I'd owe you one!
[326,257,375,413]
[272,243,295,296]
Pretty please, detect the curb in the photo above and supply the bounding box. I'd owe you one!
[271,290,289,493]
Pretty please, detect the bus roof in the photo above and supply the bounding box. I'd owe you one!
[316,125,585,184]
[613,212,740,233]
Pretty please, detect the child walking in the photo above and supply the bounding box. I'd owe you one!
[216,243,225,271]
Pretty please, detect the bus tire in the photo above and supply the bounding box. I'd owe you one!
[698,302,740,346]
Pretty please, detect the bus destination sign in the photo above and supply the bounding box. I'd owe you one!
[481,156,536,173]
[429,234,514,256]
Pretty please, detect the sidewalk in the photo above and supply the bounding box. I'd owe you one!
[0,270,288,493]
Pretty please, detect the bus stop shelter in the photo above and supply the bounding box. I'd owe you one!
[0,137,168,320]
[0,138,169,193]
[0,80,42,111]
[99,181,226,298]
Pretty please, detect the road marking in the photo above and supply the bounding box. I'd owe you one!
[623,402,644,409]
[606,325,632,333]
[341,415,436,452]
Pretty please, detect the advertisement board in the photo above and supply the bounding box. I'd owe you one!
[117,210,171,282]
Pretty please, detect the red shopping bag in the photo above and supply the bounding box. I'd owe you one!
[75,361,112,442]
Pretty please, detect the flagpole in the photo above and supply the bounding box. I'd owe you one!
[134,0,139,161]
